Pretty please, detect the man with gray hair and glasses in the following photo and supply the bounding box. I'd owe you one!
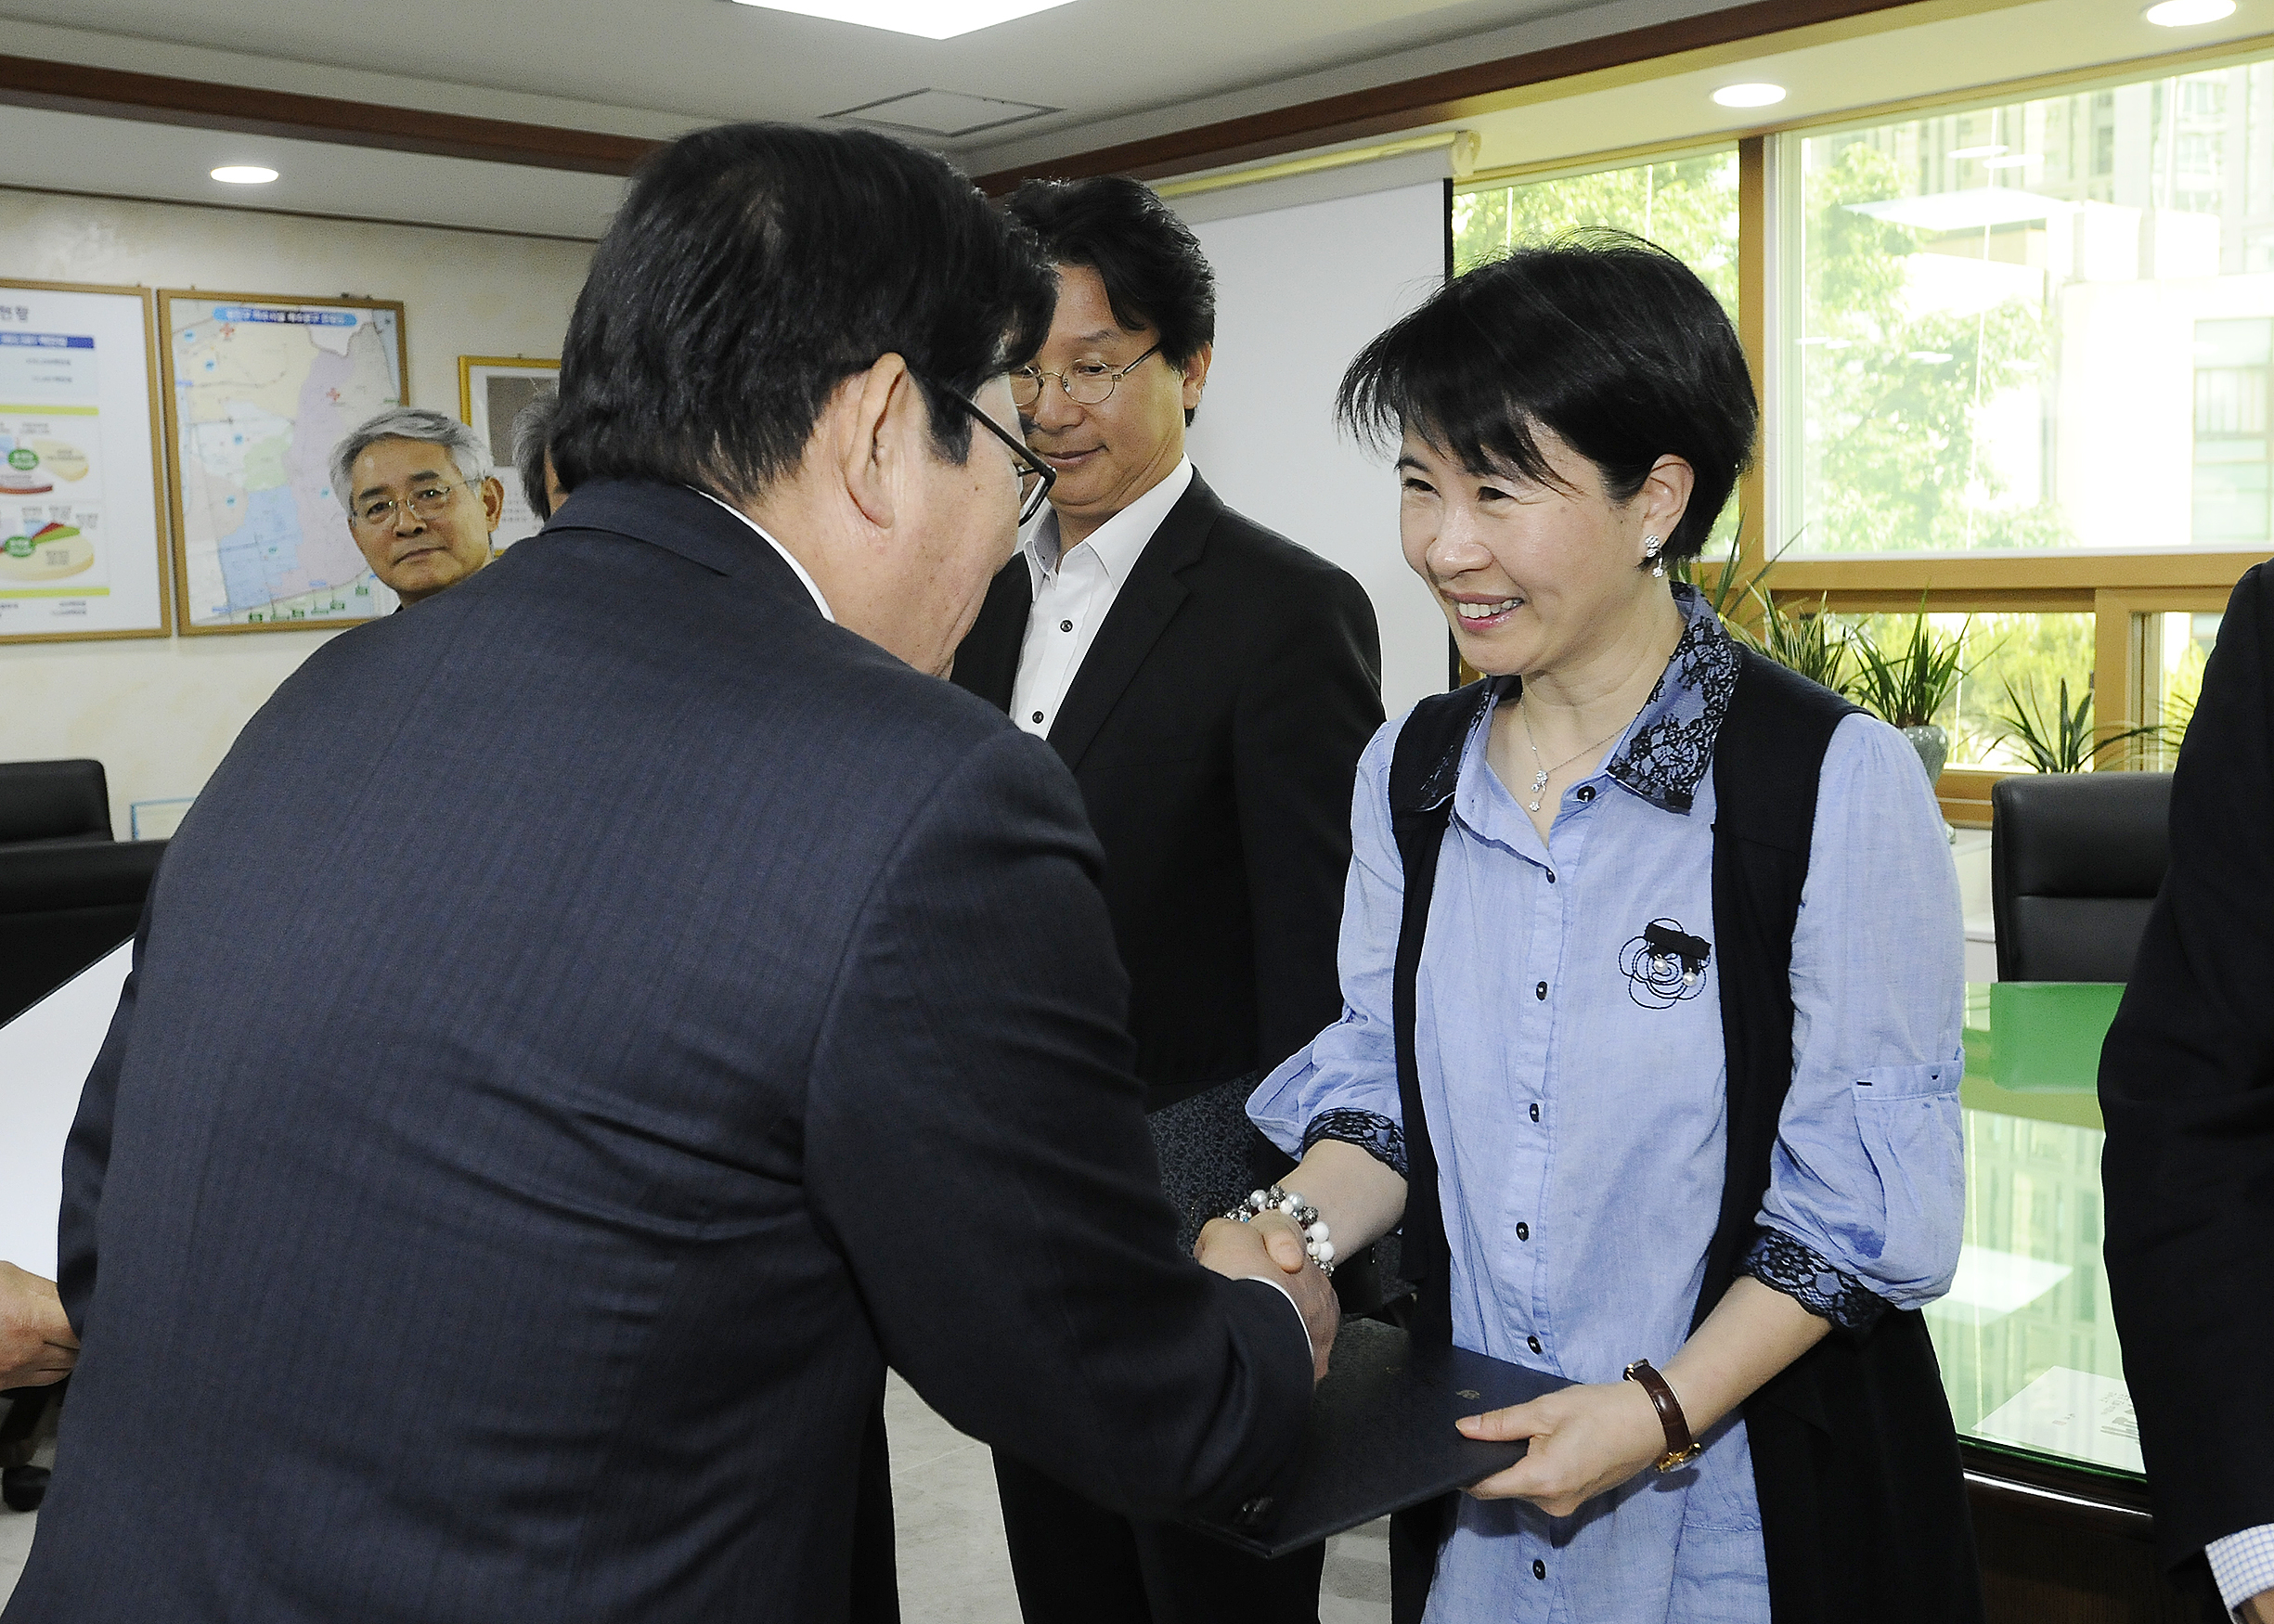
[331,406,504,606]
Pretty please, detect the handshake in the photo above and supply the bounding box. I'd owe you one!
[1194,1195,1340,1383]
[0,1260,78,1390]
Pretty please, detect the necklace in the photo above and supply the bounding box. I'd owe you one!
[1517,694,1636,814]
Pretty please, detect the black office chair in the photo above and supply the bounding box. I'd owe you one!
[0,839,166,1025]
[0,759,114,849]
[1991,772,2172,982]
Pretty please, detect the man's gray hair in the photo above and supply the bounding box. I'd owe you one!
[329,407,490,515]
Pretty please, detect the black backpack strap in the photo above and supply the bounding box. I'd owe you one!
[1385,677,1505,1347]
[1696,651,1860,1325]
[1383,677,1502,1624]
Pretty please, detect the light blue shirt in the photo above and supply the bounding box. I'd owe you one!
[1250,590,1965,1624]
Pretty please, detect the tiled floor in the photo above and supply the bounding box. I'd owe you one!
[0,1386,1389,1621]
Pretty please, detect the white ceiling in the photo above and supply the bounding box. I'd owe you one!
[0,0,1679,163]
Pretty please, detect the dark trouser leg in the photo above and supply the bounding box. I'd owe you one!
[993,1451,1151,1624]
[1135,1519,1325,1624]
[849,1396,899,1624]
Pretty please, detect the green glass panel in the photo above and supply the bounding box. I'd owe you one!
[1932,983,2140,1482]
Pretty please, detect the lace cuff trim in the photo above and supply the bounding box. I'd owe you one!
[1739,1229,1888,1334]
[1301,1108,1408,1179]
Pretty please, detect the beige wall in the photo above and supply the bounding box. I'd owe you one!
[0,187,595,836]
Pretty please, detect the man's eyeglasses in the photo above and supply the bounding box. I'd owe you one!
[352,480,477,530]
[1009,343,1161,411]
[932,385,1057,525]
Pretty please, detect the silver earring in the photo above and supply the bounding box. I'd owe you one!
[1644,535,1665,579]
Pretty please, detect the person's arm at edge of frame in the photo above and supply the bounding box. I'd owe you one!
[804,726,1329,1523]
[1232,564,1386,1074]
[1457,712,1968,1513]
[50,901,155,1349]
[2101,565,2274,1624]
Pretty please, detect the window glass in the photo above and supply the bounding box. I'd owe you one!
[1829,610,2098,767]
[1454,150,1742,552]
[1787,55,2274,553]
[2142,609,2223,763]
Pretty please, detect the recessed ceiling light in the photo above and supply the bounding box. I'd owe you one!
[211,165,278,185]
[1949,144,2009,159]
[730,0,1078,38]
[1712,83,1787,109]
[2144,0,2235,22]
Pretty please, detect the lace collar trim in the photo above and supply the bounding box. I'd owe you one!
[1599,584,1740,815]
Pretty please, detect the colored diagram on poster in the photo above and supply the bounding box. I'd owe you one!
[0,332,110,598]
[168,299,402,628]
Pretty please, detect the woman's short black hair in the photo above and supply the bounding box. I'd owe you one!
[1004,175,1215,367]
[552,122,1055,506]
[1337,229,1754,562]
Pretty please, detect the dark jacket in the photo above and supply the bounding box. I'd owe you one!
[2102,561,2274,1568]
[1385,654,1983,1624]
[951,470,1383,1107]
[6,481,1311,1624]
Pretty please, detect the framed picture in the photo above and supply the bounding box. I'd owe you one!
[0,279,171,644]
[159,290,408,636]
[459,355,559,549]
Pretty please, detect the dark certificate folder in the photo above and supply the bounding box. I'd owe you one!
[1188,1316,1570,1559]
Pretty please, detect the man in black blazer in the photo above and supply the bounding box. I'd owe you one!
[4,124,1334,1624]
[954,177,1382,1624]
[2103,561,2274,1624]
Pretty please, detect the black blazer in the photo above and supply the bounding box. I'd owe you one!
[951,470,1383,1105]
[2102,561,2274,1570]
[6,482,1311,1624]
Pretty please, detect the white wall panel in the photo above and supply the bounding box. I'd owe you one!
[1182,176,1451,717]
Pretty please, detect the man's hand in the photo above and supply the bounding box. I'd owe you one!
[1455,1380,1667,1516]
[1195,1215,1337,1383]
[2240,1587,2274,1624]
[0,1260,77,1389]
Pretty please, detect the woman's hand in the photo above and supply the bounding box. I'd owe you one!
[1455,1379,1667,1517]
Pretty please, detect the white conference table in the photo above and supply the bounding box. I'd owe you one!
[0,944,131,1282]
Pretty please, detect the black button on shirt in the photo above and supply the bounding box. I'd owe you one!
[1527,1334,1542,1354]
[1530,1102,1541,1123]
[1576,785,1596,802]
[1031,711,1044,724]
[1059,619,1073,632]
[1533,1560,1547,1580]
[1516,1221,1530,1241]
[1534,981,1548,1000]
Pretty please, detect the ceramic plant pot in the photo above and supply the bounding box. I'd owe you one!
[1903,722,1949,785]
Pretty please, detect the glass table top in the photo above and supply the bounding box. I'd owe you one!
[1929,982,2139,1482]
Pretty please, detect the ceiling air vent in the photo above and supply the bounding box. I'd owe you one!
[825,89,1058,139]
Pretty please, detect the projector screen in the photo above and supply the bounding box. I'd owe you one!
[1180,171,1452,716]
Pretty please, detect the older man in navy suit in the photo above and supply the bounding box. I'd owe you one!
[6,123,1334,1624]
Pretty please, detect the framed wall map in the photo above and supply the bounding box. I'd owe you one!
[0,279,171,644]
[159,290,407,635]
[459,355,558,549]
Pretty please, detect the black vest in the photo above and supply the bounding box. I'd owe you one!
[1382,651,1983,1624]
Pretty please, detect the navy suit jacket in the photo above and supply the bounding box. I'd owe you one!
[7,481,1310,1623]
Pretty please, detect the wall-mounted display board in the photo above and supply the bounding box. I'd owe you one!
[459,355,559,549]
[0,280,171,644]
[159,290,407,635]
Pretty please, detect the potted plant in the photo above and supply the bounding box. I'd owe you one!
[1851,597,1973,784]
[1993,677,2164,772]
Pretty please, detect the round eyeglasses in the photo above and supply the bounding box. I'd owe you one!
[352,480,478,530]
[1009,343,1161,411]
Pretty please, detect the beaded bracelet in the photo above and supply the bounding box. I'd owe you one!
[1221,1185,1337,1275]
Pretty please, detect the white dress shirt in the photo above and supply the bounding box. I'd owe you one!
[1010,458,1192,737]
[694,489,834,622]
[2210,1526,2274,1618]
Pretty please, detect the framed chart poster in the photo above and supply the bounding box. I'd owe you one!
[160,290,407,635]
[459,355,558,548]
[0,279,171,643]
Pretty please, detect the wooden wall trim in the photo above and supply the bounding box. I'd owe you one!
[974,0,1932,192]
[0,54,659,176]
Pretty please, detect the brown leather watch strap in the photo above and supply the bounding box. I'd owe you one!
[1623,1358,1703,1472]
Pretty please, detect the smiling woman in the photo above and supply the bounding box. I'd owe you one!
[1247,231,1980,1624]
